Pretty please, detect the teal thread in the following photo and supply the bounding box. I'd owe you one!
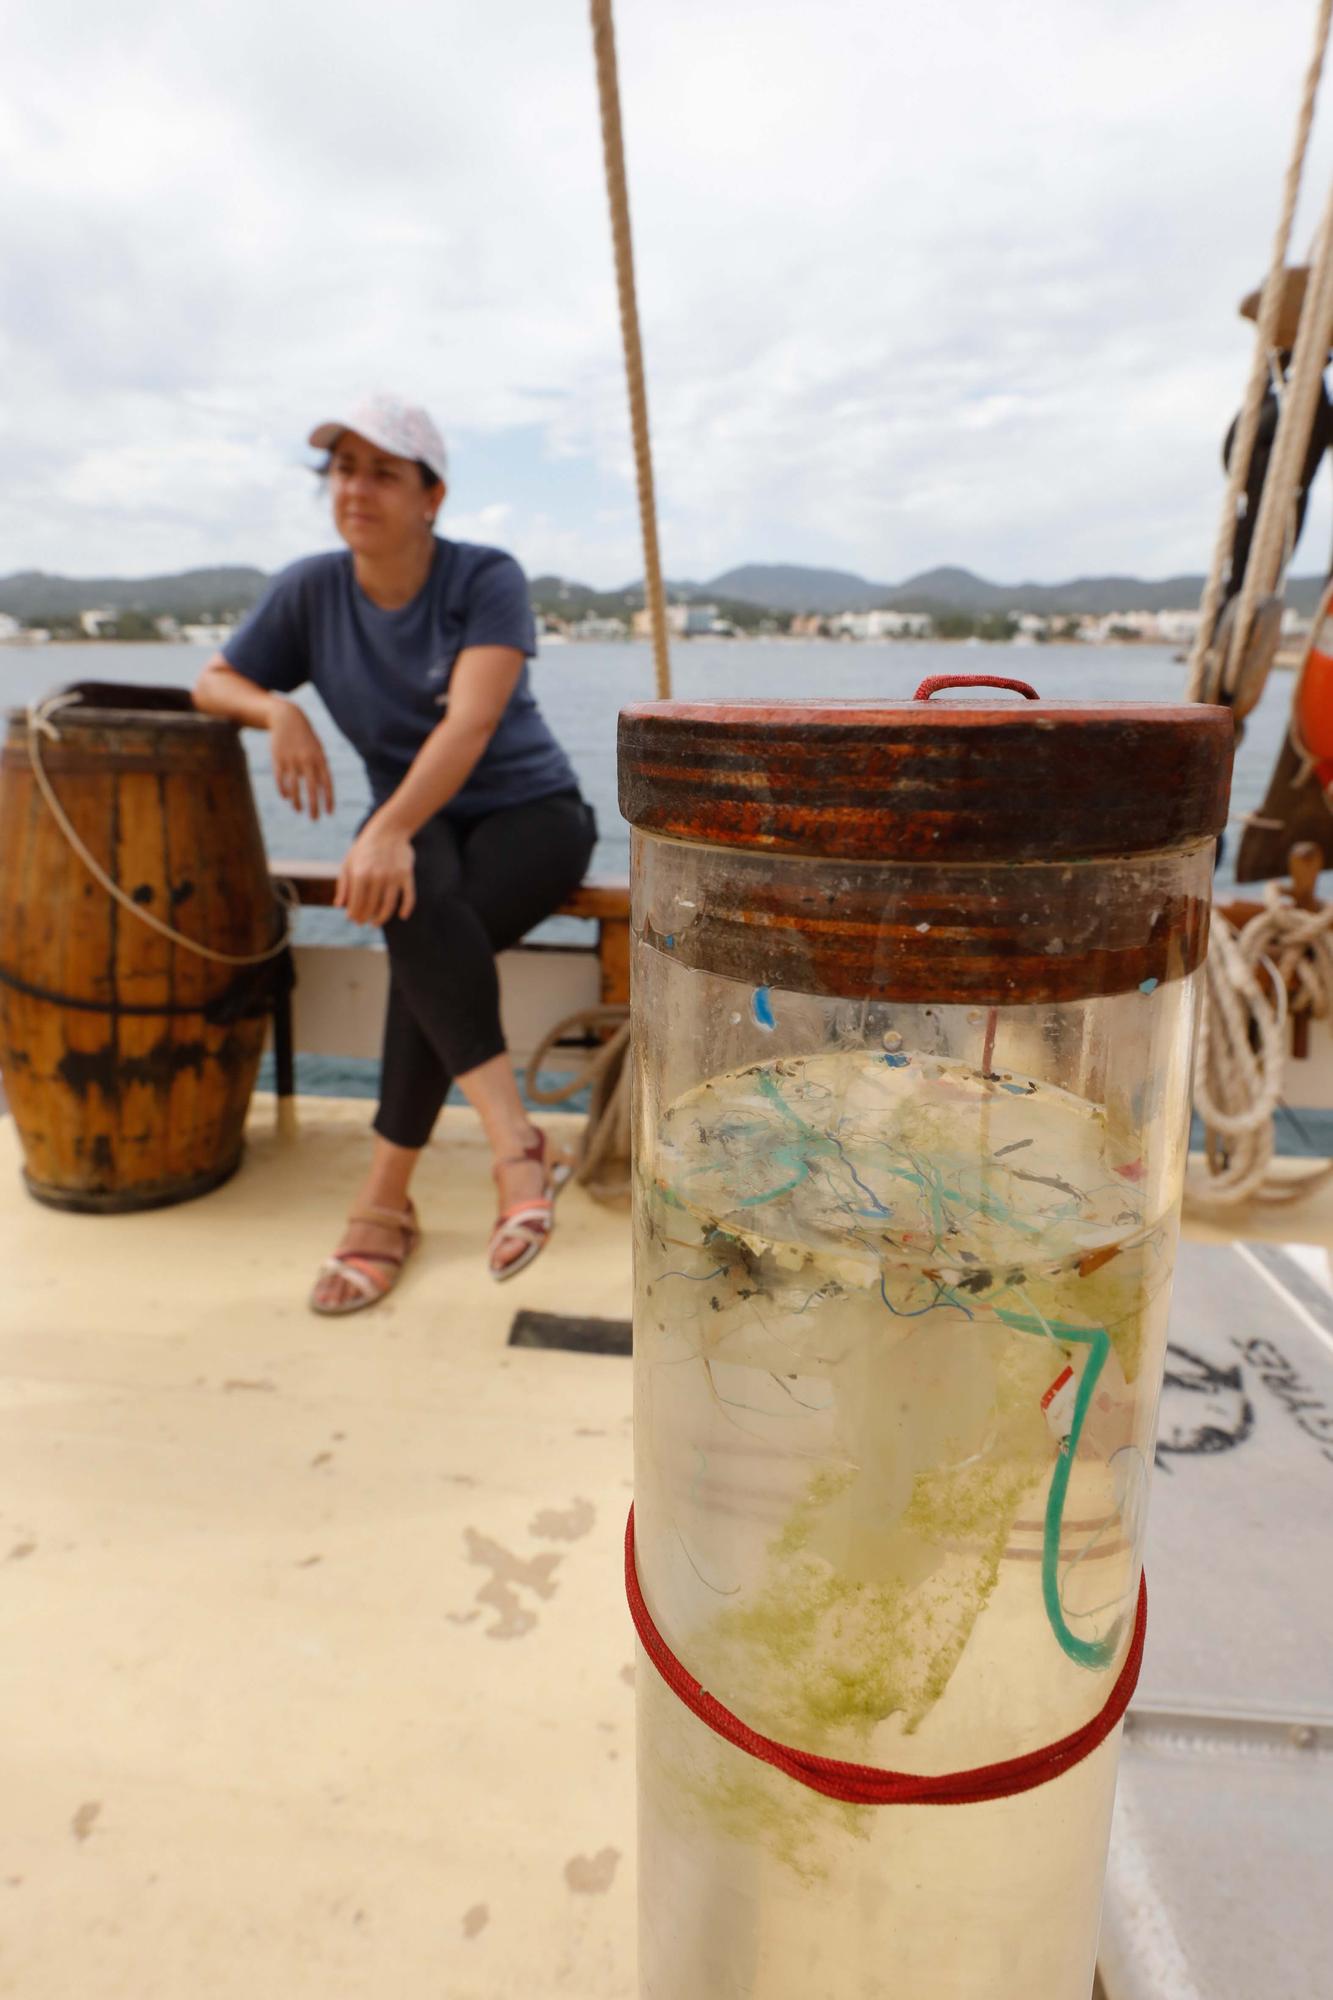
[995,1307,1122,1671]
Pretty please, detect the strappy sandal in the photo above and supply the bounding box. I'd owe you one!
[488,1130,574,1282]
[309,1200,421,1316]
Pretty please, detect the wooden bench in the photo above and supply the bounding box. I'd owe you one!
[266,861,630,1101]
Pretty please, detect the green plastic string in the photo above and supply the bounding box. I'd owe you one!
[995,1308,1122,1671]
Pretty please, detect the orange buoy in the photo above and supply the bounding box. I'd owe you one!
[1295,590,1333,784]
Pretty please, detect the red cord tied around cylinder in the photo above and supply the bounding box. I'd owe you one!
[913,674,1040,701]
[624,1507,1146,1807]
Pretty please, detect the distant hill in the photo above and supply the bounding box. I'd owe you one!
[3,559,1327,625]
[0,567,269,623]
[700,562,1329,617]
[883,568,1212,616]
[706,564,890,614]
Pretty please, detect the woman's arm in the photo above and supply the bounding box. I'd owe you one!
[333,646,525,926]
[193,656,335,820]
[373,645,525,838]
[192,655,284,729]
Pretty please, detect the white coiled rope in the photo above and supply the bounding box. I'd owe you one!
[1189,886,1333,1204]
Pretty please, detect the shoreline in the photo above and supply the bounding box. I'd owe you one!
[0,634,1191,652]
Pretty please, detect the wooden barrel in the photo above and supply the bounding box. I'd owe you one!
[0,683,288,1212]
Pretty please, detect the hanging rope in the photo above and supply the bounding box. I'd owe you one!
[26,691,293,968]
[1187,0,1333,703]
[1189,888,1333,1204]
[526,1004,632,1202]
[589,0,672,699]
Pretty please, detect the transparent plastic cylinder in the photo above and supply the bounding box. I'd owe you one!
[630,831,1214,2000]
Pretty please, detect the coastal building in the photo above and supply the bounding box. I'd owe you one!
[180,622,238,647]
[79,608,117,639]
[831,610,934,640]
[572,615,629,641]
[0,614,20,642]
[631,603,721,639]
[1156,609,1204,645]
[868,610,933,638]
[1086,611,1162,644]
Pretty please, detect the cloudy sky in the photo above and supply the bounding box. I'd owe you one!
[4,0,1333,588]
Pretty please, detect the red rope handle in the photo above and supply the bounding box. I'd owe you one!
[913,674,1040,701]
[624,1506,1145,1806]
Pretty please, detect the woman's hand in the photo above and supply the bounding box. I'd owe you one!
[334,820,417,927]
[269,696,335,819]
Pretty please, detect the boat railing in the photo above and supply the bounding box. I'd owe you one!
[266,861,630,1104]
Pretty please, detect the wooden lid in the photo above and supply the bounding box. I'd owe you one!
[618,690,1233,863]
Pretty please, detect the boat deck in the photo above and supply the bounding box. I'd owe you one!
[3,1097,1331,1998]
[0,1096,636,2000]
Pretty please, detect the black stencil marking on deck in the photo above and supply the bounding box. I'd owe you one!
[1155,1344,1256,1468]
[508,1311,632,1357]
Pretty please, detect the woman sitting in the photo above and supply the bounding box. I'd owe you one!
[193,394,596,1312]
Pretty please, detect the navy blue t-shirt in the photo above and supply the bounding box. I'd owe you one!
[222,538,578,817]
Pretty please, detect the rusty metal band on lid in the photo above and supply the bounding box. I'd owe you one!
[617,679,1235,1005]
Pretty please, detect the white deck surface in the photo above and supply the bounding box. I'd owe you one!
[4,1095,1332,1998]
[1099,1235,1333,2000]
[0,1096,636,1999]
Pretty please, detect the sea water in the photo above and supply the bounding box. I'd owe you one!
[0,640,1288,896]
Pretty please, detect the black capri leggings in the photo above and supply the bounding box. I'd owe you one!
[373,790,598,1150]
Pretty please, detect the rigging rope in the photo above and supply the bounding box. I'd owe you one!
[589,0,672,699]
[526,1004,632,1202]
[1186,0,1333,702]
[1227,173,1333,686]
[1189,886,1333,1204]
[1186,4,1333,1206]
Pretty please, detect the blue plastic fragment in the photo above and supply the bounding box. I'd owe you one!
[751,985,776,1031]
[1139,976,1158,995]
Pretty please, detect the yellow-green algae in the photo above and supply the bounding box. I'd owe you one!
[690,1329,1055,1752]
[653,1729,871,1885]
[639,1616,870,1885]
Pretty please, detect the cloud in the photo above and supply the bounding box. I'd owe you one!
[2,0,1332,586]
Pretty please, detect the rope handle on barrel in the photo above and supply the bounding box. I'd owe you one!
[525,1004,631,1105]
[624,1506,1146,1807]
[913,675,1040,701]
[26,691,293,968]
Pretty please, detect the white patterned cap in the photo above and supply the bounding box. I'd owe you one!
[309,394,448,483]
